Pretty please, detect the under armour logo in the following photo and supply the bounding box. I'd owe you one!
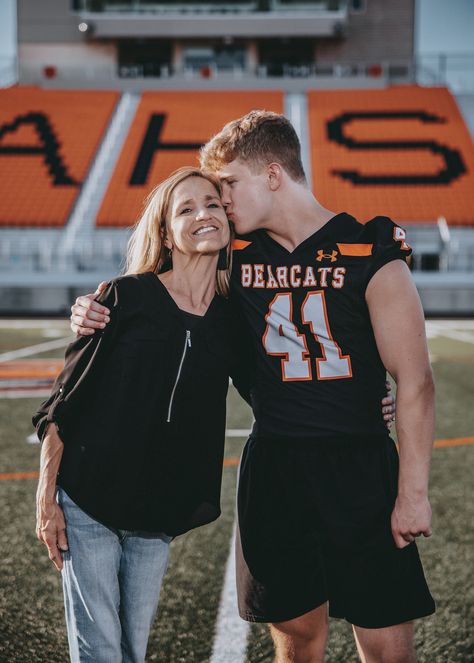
[316,250,338,262]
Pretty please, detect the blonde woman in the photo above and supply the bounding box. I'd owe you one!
[33,167,253,663]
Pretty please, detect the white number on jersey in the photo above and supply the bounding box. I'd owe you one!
[262,291,352,382]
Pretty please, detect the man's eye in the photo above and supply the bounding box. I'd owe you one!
[208,203,220,208]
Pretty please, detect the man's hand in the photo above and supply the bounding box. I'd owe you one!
[36,497,68,572]
[382,380,396,428]
[70,281,110,336]
[391,493,432,549]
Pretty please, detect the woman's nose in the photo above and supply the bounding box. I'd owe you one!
[196,207,211,220]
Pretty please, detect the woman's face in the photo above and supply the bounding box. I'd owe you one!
[165,177,230,257]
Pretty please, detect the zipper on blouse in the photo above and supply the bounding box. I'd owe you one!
[167,330,191,423]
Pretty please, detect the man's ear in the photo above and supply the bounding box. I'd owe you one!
[267,163,283,191]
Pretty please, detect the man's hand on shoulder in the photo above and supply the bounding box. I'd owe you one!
[70,281,111,336]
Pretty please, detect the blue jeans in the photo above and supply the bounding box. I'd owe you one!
[58,488,171,663]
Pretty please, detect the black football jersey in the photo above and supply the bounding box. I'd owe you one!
[230,213,412,438]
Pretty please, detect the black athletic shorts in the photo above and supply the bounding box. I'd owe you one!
[236,434,435,629]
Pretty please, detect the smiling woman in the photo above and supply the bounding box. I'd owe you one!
[126,167,232,300]
[32,166,254,663]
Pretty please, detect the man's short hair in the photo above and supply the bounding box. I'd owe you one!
[200,110,306,183]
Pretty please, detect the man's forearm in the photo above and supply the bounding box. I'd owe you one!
[395,371,435,497]
[37,424,64,503]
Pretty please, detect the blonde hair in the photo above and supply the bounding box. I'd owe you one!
[124,166,232,297]
[200,110,306,183]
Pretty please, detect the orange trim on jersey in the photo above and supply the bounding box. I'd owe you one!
[336,243,373,256]
[232,239,252,251]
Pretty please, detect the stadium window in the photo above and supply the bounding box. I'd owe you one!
[350,0,366,13]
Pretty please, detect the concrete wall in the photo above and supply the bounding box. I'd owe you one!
[316,0,414,63]
[19,42,117,82]
[18,0,84,43]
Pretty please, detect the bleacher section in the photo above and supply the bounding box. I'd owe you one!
[1,85,474,314]
[0,87,119,226]
[96,91,284,226]
[308,86,474,225]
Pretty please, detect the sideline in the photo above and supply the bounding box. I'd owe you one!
[209,523,249,663]
[0,337,72,363]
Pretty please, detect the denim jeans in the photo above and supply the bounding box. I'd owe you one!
[57,488,171,663]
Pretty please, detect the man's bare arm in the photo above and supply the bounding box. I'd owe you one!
[36,424,68,571]
[70,281,110,335]
[366,260,435,549]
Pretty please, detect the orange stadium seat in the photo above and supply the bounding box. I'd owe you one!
[96,91,284,227]
[308,86,474,225]
[0,87,119,227]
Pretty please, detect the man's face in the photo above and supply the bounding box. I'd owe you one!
[218,159,271,236]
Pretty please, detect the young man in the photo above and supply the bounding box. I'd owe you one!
[70,111,435,663]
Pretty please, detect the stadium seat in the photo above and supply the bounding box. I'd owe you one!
[0,87,119,227]
[308,86,474,225]
[96,91,284,227]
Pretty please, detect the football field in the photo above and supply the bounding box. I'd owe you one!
[0,320,472,663]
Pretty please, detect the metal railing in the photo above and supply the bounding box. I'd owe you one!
[416,53,474,94]
[72,0,343,13]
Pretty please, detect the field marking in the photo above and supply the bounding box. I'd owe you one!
[0,358,64,379]
[0,471,39,481]
[0,337,71,363]
[209,523,249,663]
[0,389,52,399]
[434,436,474,448]
[226,429,252,438]
[0,320,70,329]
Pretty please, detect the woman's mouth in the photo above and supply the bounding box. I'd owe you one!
[193,225,218,236]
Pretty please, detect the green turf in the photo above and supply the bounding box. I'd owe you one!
[0,325,71,355]
[0,330,473,662]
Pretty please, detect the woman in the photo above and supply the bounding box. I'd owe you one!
[33,167,252,663]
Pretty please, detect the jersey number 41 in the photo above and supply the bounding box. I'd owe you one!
[263,291,352,381]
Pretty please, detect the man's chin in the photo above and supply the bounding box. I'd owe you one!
[233,219,253,236]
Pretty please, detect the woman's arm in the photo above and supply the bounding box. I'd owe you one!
[33,281,118,441]
[36,423,68,571]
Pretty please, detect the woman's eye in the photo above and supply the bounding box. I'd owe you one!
[180,208,192,214]
[208,203,220,208]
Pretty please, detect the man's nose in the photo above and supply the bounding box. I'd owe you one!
[221,186,231,207]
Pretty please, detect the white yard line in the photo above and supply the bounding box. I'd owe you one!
[226,429,252,438]
[210,523,249,663]
[0,390,51,399]
[439,330,474,344]
[0,320,69,329]
[0,337,72,362]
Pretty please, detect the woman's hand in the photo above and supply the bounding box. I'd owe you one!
[36,496,68,572]
[382,380,396,429]
[36,423,68,571]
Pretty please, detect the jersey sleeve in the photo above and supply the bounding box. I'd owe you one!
[364,216,412,289]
